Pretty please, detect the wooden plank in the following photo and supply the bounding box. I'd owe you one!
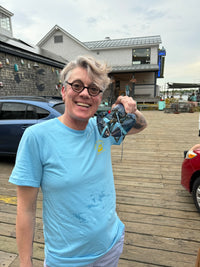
[118,210,200,230]
[0,251,17,267]
[116,203,200,220]
[0,221,44,243]
[124,231,199,255]
[119,259,154,267]
[9,257,44,267]
[122,244,197,267]
[0,236,44,261]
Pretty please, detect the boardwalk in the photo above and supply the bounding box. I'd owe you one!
[0,110,200,267]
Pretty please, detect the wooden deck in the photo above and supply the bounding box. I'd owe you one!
[1,110,200,267]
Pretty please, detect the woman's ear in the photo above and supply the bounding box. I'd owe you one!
[61,86,65,101]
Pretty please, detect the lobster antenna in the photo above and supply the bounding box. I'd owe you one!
[121,141,124,161]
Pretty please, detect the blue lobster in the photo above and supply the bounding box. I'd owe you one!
[97,104,136,142]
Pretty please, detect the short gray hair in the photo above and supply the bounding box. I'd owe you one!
[60,55,111,92]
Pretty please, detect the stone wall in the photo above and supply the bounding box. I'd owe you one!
[0,52,63,96]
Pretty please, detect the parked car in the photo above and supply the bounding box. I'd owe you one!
[0,96,65,156]
[181,144,200,212]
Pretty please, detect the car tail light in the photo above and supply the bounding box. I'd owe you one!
[185,150,197,159]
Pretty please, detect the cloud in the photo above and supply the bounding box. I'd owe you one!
[86,17,98,25]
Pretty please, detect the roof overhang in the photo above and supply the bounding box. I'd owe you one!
[111,64,159,73]
[167,83,200,89]
[0,6,14,17]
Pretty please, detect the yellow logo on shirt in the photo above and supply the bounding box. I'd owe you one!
[95,140,105,154]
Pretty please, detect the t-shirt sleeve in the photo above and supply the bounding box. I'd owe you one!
[9,127,43,187]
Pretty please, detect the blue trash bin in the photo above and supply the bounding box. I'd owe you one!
[158,101,166,110]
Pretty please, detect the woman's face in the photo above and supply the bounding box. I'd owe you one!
[61,67,102,130]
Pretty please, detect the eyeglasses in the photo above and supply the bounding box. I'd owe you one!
[66,80,103,97]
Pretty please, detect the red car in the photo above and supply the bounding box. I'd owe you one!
[181,144,200,212]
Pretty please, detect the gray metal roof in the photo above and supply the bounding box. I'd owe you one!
[111,64,159,73]
[84,35,161,50]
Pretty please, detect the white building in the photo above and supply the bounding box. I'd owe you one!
[37,25,166,104]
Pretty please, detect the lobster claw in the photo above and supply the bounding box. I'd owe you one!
[111,113,136,138]
[97,112,111,138]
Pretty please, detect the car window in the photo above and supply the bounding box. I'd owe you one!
[26,105,38,119]
[53,103,65,114]
[35,106,50,119]
[0,102,50,120]
[0,102,26,120]
[26,105,50,119]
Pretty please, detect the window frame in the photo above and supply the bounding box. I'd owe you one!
[0,102,50,120]
[132,48,151,65]
[54,35,63,43]
[0,13,11,31]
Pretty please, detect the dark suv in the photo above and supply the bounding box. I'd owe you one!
[0,96,64,156]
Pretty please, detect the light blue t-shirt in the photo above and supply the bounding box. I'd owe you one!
[9,117,124,266]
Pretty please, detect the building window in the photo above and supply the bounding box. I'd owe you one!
[54,35,63,43]
[0,13,11,31]
[132,48,150,64]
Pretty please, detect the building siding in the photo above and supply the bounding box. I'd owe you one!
[41,29,89,62]
[0,51,63,96]
[94,48,133,66]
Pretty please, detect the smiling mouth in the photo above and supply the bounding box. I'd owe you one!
[76,102,90,108]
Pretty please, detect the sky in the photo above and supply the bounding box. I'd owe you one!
[1,0,200,88]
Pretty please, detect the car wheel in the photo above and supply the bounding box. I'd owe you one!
[192,177,200,212]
